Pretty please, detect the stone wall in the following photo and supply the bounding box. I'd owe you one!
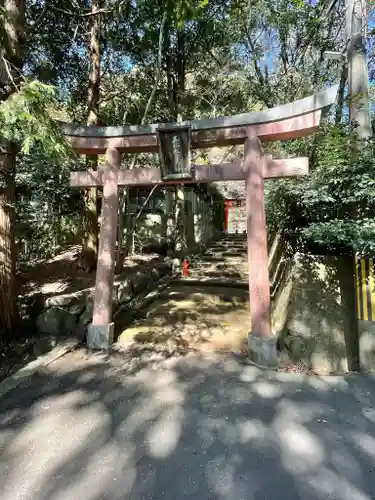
[227,203,246,234]
[124,188,218,254]
[36,257,180,345]
[271,253,358,374]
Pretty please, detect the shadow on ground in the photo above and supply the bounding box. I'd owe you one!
[1,350,375,499]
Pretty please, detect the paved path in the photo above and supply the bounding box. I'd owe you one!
[1,349,375,500]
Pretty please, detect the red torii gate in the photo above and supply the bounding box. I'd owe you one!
[62,85,337,366]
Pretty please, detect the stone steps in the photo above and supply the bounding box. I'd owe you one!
[182,234,248,284]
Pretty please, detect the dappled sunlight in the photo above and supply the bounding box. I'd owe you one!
[146,406,183,459]
[1,349,375,499]
[252,380,284,399]
[237,418,267,443]
[351,432,375,460]
[1,389,117,500]
[275,398,329,424]
[116,283,250,355]
[304,375,349,391]
[239,365,260,383]
[304,469,373,500]
[331,448,364,482]
[276,422,325,474]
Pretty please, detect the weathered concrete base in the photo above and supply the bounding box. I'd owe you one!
[87,323,115,350]
[358,320,375,373]
[271,254,353,373]
[248,332,278,367]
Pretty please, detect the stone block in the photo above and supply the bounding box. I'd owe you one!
[22,292,45,318]
[87,323,114,350]
[45,291,86,309]
[37,307,77,336]
[172,258,181,273]
[358,320,375,373]
[248,332,278,367]
[66,303,85,316]
[79,303,94,327]
[272,254,352,373]
[32,336,58,358]
[131,271,151,295]
[75,322,87,342]
[158,261,172,277]
[151,267,161,281]
[117,279,132,304]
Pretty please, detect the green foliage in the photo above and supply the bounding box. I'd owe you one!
[16,148,84,261]
[0,81,73,159]
[229,0,343,107]
[168,0,209,27]
[0,79,80,260]
[266,126,375,256]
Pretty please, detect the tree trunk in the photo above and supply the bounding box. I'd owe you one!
[82,0,101,271]
[0,0,26,335]
[165,24,189,255]
[0,141,18,334]
[164,19,176,118]
[176,29,185,115]
[346,0,371,139]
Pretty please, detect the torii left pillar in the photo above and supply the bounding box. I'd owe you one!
[87,147,120,349]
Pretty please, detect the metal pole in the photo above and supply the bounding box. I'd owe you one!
[345,0,371,372]
[346,0,372,138]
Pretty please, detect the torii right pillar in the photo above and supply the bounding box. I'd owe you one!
[245,136,277,366]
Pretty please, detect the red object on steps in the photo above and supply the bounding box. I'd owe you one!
[183,259,189,277]
[224,200,229,233]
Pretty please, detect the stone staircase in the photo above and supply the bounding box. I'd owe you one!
[181,233,248,287]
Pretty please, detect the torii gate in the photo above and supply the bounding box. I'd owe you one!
[62,85,337,366]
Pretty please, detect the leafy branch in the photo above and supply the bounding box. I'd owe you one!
[0,81,73,159]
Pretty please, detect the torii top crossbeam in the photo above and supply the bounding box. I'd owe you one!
[60,86,338,154]
[64,86,338,360]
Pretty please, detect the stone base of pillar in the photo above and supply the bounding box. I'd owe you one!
[87,323,115,350]
[247,332,278,368]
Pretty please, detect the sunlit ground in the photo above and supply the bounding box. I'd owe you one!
[117,284,251,353]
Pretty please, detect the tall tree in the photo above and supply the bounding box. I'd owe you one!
[111,0,230,255]
[82,0,102,271]
[0,0,81,334]
[228,0,344,107]
[0,0,26,334]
